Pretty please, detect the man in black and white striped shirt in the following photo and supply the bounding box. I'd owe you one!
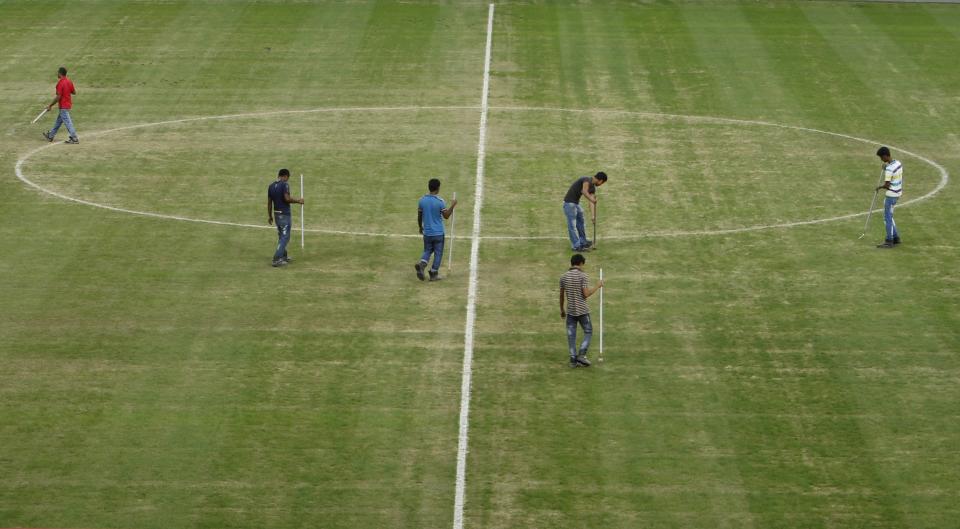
[560,254,604,368]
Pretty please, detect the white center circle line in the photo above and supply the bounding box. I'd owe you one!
[15,105,949,240]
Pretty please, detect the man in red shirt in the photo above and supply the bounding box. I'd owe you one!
[42,66,79,144]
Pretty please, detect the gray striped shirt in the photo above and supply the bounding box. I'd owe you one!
[560,268,590,316]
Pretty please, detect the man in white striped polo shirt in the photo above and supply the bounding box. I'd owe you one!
[875,146,903,249]
[559,253,604,368]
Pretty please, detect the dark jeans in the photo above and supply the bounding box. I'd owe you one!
[273,213,291,261]
[420,234,445,272]
[566,313,593,357]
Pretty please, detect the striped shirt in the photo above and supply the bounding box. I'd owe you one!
[560,268,590,316]
[884,159,903,198]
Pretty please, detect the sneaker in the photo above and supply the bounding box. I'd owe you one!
[414,261,426,281]
[575,246,591,252]
[583,239,594,248]
[429,270,441,281]
[569,357,579,368]
[893,237,902,245]
[876,241,895,249]
[282,255,293,263]
[272,259,287,267]
[42,132,54,142]
[575,354,591,367]
[65,137,79,144]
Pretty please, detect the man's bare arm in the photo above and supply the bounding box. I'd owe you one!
[581,180,596,204]
[284,191,304,205]
[442,198,458,219]
[582,279,604,299]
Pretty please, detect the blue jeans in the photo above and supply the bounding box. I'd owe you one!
[420,235,445,272]
[563,202,587,250]
[273,213,291,260]
[883,196,899,241]
[49,109,77,139]
[566,313,593,358]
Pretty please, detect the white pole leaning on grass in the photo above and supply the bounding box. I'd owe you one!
[448,191,457,272]
[300,173,305,249]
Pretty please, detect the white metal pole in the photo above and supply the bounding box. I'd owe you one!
[300,173,305,249]
[31,108,48,124]
[448,191,457,272]
[599,267,604,362]
[859,166,886,240]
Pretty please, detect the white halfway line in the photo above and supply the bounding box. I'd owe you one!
[454,4,494,529]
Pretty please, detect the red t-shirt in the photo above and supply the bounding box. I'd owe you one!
[56,77,75,109]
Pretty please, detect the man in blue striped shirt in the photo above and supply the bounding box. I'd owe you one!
[875,147,903,249]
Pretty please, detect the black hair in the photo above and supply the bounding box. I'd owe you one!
[278,168,290,177]
[595,171,608,181]
[428,178,441,192]
[58,67,67,76]
[876,146,891,157]
[571,254,586,266]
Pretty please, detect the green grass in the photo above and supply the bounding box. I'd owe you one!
[1,1,959,528]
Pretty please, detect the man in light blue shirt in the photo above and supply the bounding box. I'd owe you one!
[415,178,458,281]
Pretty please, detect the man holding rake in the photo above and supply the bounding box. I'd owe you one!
[562,171,607,252]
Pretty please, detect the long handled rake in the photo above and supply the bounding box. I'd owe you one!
[592,194,598,250]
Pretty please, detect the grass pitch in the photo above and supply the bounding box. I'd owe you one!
[1,2,959,529]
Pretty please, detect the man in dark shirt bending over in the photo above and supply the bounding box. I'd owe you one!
[562,171,607,251]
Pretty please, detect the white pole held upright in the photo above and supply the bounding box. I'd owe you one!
[599,267,604,362]
[448,191,457,272]
[300,173,305,249]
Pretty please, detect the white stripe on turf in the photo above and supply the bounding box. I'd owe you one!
[454,5,494,529]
